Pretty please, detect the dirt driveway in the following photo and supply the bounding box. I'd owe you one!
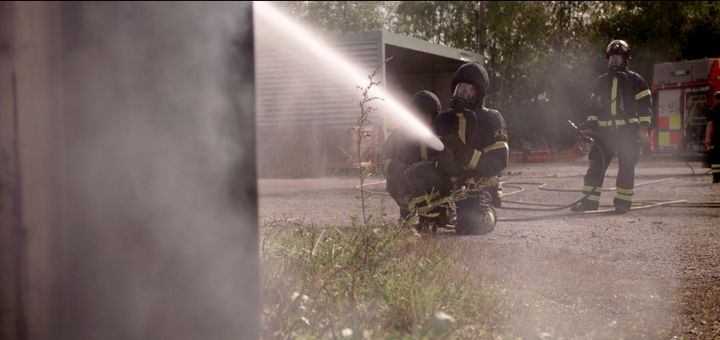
[259,159,720,338]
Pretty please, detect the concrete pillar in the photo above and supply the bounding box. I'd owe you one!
[0,2,258,339]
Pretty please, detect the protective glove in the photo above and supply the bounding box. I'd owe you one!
[637,126,650,146]
[434,148,459,178]
[439,135,471,166]
[581,127,597,140]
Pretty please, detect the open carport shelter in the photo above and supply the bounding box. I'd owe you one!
[256,30,482,177]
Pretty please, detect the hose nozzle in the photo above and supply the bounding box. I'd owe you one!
[566,120,579,132]
[567,120,595,144]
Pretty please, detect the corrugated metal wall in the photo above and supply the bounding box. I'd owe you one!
[256,26,384,177]
[256,33,381,128]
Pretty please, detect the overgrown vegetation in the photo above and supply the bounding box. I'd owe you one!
[353,65,384,225]
[259,219,507,339]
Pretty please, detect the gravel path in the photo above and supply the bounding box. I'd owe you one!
[259,160,720,338]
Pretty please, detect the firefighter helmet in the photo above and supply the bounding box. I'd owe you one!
[606,40,630,70]
[412,90,441,118]
[450,62,489,108]
[606,39,630,58]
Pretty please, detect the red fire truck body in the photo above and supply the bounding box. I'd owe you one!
[651,58,720,156]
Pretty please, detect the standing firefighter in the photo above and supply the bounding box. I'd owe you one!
[433,62,508,234]
[572,40,653,213]
[706,91,720,183]
[383,90,442,219]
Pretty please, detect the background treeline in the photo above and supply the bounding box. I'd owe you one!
[278,1,720,148]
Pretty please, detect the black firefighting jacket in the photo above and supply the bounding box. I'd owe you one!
[433,107,509,180]
[585,69,653,130]
[382,129,433,171]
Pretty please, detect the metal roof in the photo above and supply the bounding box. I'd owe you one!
[340,31,482,64]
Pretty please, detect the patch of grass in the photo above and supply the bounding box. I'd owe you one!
[260,219,508,339]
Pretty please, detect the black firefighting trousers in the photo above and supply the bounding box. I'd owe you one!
[580,126,640,209]
[387,160,496,234]
[710,138,720,183]
[385,160,414,218]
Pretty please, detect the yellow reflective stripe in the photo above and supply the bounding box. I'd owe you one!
[611,77,618,116]
[713,169,720,174]
[483,141,509,154]
[598,119,640,127]
[639,116,651,124]
[616,187,634,195]
[467,149,482,169]
[456,113,466,144]
[587,115,598,121]
[615,193,633,202]
[586,195,600,202]
[488,208,496,224]
[420,144,428,161]
[583,186,602,193]
[712,164,720,168]
[635,89,651,101]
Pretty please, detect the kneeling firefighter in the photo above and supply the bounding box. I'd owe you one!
[433,62,509,235]
[382,90,443,219]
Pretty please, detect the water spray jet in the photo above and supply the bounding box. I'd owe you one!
[253,1,444,151]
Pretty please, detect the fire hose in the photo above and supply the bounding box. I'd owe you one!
[357,121,720,221]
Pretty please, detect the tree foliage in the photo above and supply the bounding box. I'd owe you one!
[277,1,720,144]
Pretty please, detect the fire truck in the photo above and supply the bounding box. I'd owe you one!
[651,58,720,158]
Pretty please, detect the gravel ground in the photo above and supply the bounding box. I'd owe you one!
[259,159,720,338]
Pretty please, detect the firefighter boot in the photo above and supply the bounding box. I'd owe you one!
[571,199,599,212]
[417,207,449,233]
[614,204,630,214]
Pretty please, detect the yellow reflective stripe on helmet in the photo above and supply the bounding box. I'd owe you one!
[467,149,482,169]
[615,192,633,202]
[583,185,602,193]
[639,116,651,124]
[420,144,428,161]
[456,112,466,144]
[616,187,634,195]
[635,89,651,101]
[587,115,598,121]
[483,141,509,153]
[587,195,600,202]
[611,77,618,116]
